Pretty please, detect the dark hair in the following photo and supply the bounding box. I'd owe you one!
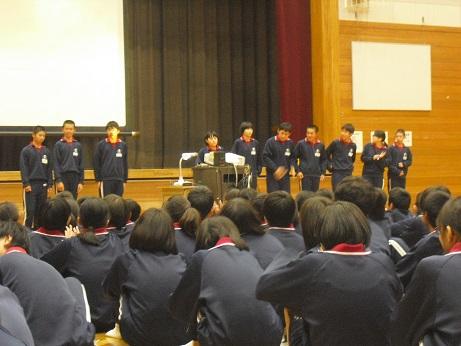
[164,196,191,222]
[422,191,451,228]
[62,120,76,128]
[220,198,265,236]
[38,198,71,231]
[334,176,374,216]
[300,196,333,249]
[306,124,319,133]
[251,193,267,223]
[437,197,461,235]
[125,199,141,222]
[389,187,411,211]
[0,221,30,253]
[55,191,80,226]
[203,131,219,145]
[104,194,130,229]
[0,202,19,222]
[178,207,201,238]
[419,186,451,212]
[295,190,315,212]
[105,121,120,130]
[187,186,214,219]
[395,128,405,135]
[341,123,355,134]
[77,196,90,206]
[32,125,46,134]
[78,198,109,246]
[238,188,257,202]
[278,122,293,132]
[224,188,240,202]
[373,130,386,142]
[129,208,177,254]
[195,216,248,251]
[263,191,296,227]
[239,121,254,135]
[369,188,387,221]
[319,201,370,250]
[316,189,334,200]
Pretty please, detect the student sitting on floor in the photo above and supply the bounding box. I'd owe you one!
[103,208,190,346]
[125,198,141,224]
[169,216,283,346]
[386,187,412,223]
[0,201,20,222]
[299,196,333,251]
[256,201,402,346]
[187,185,216,219]
[369,188,392,240]
[104,194,132,250]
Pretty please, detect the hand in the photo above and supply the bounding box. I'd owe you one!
[210,200,223,216]
[97,181,101,189]
[320,174,325,182]
[77,184,83,193]
[65,225,80,238]
[273,167,288,181]
[398,162,404,168]
[290,168,296,177]
[56,182,65,192]
[297,172,304,180]
[379,152,386,159]
[47,188,53,196]
[373,154,380,160]
[24,185,32,192]
[399,171,405,177]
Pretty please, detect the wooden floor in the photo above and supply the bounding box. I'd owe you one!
[95,333,128,346]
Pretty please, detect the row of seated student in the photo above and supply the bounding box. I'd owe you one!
[0,178,460,345]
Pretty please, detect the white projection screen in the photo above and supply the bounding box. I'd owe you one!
[0,0,126,127]
[352,41,431,111]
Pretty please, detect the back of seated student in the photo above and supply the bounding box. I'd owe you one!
[0,221,95,346]
[104,194,131,249]
[257,201,402,346]
[103,208,190,346]
[315,188,334,200]
[29,198,70,258]
[223,188,240,203]
[386,187,412,223]
[0,284,34,346]
[396,190,451,289]
[300,196,333,251]
[0,201,19,222]
[169,216,283,346]
[42,197,124,332]
[220,198,283,269]
[196,130,223,164]
[55,190,80,226]
[125,198,141,224]
[369,188,391,239]
[238,187,258,201]
[251,192,268,227]
[187,185,215,219]
[391,197,461,346]
[294,190,316,235]
[264,191,305,255]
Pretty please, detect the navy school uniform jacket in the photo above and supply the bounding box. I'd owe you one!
[391,215,430,248]
[396,231,443,289]
[0,248,95,346]
[196,146,224,165]
[29,227,66,259]
[386,208,413,224]
[262,136,296,174]
[266,226,306,256]
[231,137,262,175]
[53,138,84,183]
[294,139,327,177]
[325,139,357,172]
[174,226,196,264]
[256,245,402,346]
[169,240,283,346]
[103,249,190,346]
[107,223,134,252]
[0,285,34,346]
[387,143,412,178]
[19,143,53,187]
[41,230,124,332]
[391,246,461,346]
[361,143,388,176]
[93,138,128,182]
[242,233,284,270]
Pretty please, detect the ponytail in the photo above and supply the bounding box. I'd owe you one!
[179,207,201,238]
[78,225,100,246]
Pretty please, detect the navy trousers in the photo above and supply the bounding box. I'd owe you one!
[24,181,48,229]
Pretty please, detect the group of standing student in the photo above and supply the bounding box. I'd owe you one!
[20,120,128,228]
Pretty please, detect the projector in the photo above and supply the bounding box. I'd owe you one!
[204,151,226,166]
[225,153,245,166]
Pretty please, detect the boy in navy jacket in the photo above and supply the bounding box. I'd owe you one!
[387,128,412,190]
[19,125,53,228]
[93,121,128,197]
[231,122,262,189]
[263,122,296,193]
[325,123,357,191]
[196,131,224,164]
[294,125,327,192]
[54,120,84,199]
[361,130,388,188]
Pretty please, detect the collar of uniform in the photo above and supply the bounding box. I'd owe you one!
[30,142,43,149]
[305,138,320,146]
[448,242,461,254]
[240,136,254,143]
[34,227,65,237]
[6,246,28,255]
[60,137,76,143]
[339,138,352,145]
[173,222,181,230]
[90,227,109,235]
[207,145,221,152]
[322,243,371,255]
[209,236,236,251]
[393,142,405,149]
[275,135,289,143]
[105,138,122,144]
[267,225,295,232]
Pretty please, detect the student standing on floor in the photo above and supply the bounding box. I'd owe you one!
[361,130,388,189]
[263,122,296,193]
[19,125,53,229]
[54,120,84,199]
[294,124,327,192]
[93,121,128,197]
[231,121,262,189]
[325,123,357,191]
[387,128,412,190]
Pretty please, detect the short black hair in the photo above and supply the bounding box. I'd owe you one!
[295,190,315,212]
[319,201,370,250]
[263,191,296,227]
[32,125,46,134]
[125,199,141,222]
[239,121,254,135]
[220,198,265,236]
[105,121,120,130]
[78,197,109,246]
[334,177,374,216]
[38,198,71,231]
[316,189,334,200]
[129,208,177,254]
[341,123,355,134]
[223,188,240,202]
[178,207,201,238]
[437,196,461,235]
[300,196,333,249]
[422,191,451,228]
[55,191,80,226]
[164,196,191,222]
[203,131,219,145]
[195,216,248,251]
[389,187,411,211]
[369,188,387,221]
[419,186,451,212]
[395,128,405,135]
[187,186,214,219]
[0,221,30,253]
[373,130,386,142]
[278,122,293,132]
[62,120,76,127]
[104,194,130,229]
[238,188,257,202]
[251,193,267,223]
[306,124,319,133]
[0,202,19,222]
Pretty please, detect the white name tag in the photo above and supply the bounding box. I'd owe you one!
[116,153,123,158]
[42,155,48,164]
[315,151,321,157]
[251,148,256,156]
[285,149,291,156]
[73,152,79,157]
[348,150,353,157]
